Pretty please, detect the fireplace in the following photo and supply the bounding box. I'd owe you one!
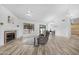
[4,31,16,44]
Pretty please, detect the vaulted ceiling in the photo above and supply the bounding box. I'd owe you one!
[2,4,79,23]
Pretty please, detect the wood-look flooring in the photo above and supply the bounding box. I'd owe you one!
[0,35,79,55]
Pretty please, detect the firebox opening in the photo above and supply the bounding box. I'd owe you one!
[4,31,16,44]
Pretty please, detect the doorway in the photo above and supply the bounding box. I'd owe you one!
[71,18,79,36]
[39,25,46,35]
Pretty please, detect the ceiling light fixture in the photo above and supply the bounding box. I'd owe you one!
[25,9,32,18]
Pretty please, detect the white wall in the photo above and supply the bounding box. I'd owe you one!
[55,17,71,38]
[47,14,71,38]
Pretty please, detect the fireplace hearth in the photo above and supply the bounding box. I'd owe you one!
[4,31,16,44]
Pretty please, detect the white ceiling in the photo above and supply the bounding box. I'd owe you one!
[2,4,79,23]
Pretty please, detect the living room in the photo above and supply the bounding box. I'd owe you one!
[0,4,79,55]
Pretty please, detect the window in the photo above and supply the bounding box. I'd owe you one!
[23,23,34,33]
